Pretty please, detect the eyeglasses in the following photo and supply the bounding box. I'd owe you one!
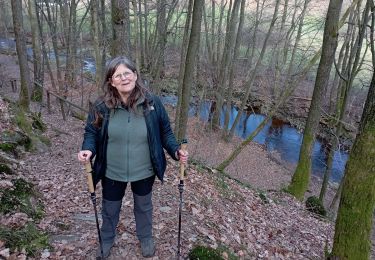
[112,71,134,81]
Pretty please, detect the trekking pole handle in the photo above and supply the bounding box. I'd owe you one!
[84,162,95,193]
[179,143,187,180]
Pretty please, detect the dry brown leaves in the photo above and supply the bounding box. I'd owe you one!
[0,101,337,259]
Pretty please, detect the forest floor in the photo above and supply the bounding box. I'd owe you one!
[0,53,372,259]
[0,94,335,260]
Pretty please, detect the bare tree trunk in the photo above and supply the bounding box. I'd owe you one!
[29,0,43,102]
[216,0,359,171]
[143,0,149,67]
[227,0,281,139]
[215,0,227,65]
[288,0,344,200]
[217,50,322,171]
[328,8,354,114]
[36,1,57,94]
[151,0,167,86]
[100,0,107,75]
[331,13,375,256]
[223,0,246,133]
[211,0,241,130]
[175,0,204,140]
[111,0,131,56]
[137,0,145,67]
[11,0,31,111]
[131,0,141,73]
[175,0,194,135]
[43,0,66,120]
[0,1,10,37]
[91,0,104,93]
[319,2,368,202]
[245,0,265,66]
[63,0,78,92]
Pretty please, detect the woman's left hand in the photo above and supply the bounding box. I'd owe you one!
[177,149,188,165]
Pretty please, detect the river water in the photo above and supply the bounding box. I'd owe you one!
[161,95,348,183]
[0,37,348,183]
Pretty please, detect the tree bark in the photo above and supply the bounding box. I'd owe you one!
[331,45,375,260]
[288,0,344,200]
[227,0,281,139]
[319,1,368,202]
[151,0,167,84]
[211,0,241,130]
[111,0,131,57]
[216,0,359,171]
[90,0,103,92]
[29,0,43,102]
[223,0,246,133]
[175,0,204,140]
[175,0,194,135]
[131,0,141,73]
[11,0,31,111]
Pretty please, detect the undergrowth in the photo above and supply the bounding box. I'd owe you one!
[0,223,50,257]
[0,178,44,220]
[189,245,238,260]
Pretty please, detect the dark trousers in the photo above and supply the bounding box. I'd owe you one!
[102,175,156,200]
[100,175,156,242]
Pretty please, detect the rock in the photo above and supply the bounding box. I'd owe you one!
[41,249,50,258]
[0,248,10,258]
[159,206,171,213]
[0,179,13,188]
[17,253,27,260]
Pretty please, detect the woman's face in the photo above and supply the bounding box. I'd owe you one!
[110,64,137,100]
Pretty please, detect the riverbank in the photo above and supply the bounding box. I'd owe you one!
[0,51,340,205]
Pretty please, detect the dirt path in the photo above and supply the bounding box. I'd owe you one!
[0,53,366,259]
[4,99,334,260]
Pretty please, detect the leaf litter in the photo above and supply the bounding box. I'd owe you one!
[0,101,337,260]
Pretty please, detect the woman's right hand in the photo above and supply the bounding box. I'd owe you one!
[78,150,92,163]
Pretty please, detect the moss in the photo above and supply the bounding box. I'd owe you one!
[0,163,14,174]
[189,246,225,260]
[31,112,46,132]
[258,192,270,204]
[1,130,31,149]
[11,111,33,151]
[38,135,51,146]
[0,223,50,257]
[189,245,239,260]
[0,142,16,152]
[305,196,326,216]
[31,87,43,102]
[331,127,375,259]
[287,130,314,200]
[0,178,44,220]
[15,110,32,135]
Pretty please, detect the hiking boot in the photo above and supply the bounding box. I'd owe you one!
[96,240,114,259]
[140,237,155,257]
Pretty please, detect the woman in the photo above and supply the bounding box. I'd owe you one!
[78,56,188,258]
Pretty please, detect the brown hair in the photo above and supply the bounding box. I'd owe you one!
[102,56,149,111]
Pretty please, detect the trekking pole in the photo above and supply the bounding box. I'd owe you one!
[177,139,188,259]
[84,162,104,259]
